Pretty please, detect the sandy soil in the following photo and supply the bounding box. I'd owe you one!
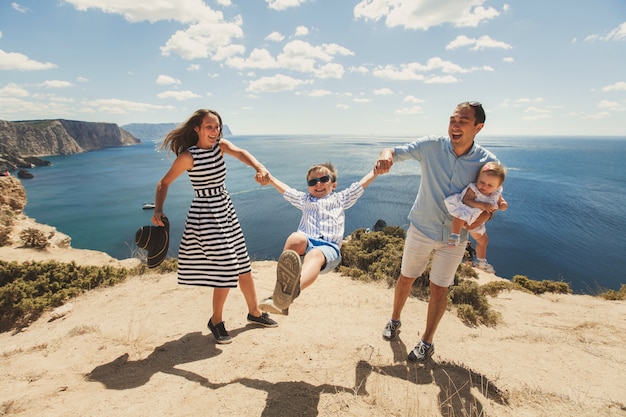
[1,217,625,417]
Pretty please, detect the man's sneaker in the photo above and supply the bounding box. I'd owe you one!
[273,250,302,310]
[382,319,401,340]
[473,260,495,274]
[408,340,434,362]
[208,319,232,344]
[258,297,289,315]
[247,312,278,327]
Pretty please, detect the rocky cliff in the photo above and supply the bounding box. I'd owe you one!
[0,119,140,171]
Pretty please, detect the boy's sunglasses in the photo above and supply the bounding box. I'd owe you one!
[307,175,331,186]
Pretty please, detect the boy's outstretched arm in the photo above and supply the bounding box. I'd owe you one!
[267,175,291,195]
[359,168,379,190]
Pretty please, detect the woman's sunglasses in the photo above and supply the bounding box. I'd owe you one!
[307,175,331,186]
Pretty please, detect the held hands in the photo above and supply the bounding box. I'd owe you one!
[255,168,270,186]
[374,152,393,174]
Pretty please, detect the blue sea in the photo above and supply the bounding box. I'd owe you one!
[17,135,626,294]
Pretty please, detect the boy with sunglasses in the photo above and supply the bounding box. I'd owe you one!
[259,162,379,315]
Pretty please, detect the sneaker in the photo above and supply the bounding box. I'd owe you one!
[208,319,232,344]
[408,340,434,362]
[273,250,302,310]
[382,319,401,341]
[447,233,460,247]
[258,297,289,315]
[247,312,278,328]
[473,260,495,273]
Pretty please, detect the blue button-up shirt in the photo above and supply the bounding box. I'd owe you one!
[394,135,498,242]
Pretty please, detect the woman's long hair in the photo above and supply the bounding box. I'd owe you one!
[160,109,223,156]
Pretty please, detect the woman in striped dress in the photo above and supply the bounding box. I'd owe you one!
[151,109,277,344]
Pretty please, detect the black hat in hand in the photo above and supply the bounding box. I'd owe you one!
[135,216,169,268]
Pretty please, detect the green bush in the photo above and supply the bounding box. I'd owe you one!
[0,260,129,331]
[449,280,500,327]
[19,228,50,249]
[339,227,500,325]
[512,275,572,294]
[597,284,626,300]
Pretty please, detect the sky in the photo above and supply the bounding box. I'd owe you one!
[0,0,625,137]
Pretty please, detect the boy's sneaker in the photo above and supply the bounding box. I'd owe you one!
[273,250,302,310]
[259,297,289,315]
[382,319,401,340]
[247,312,278,327]
[408,340,434,362]
[208,319,232,344]
[473,260,495,274]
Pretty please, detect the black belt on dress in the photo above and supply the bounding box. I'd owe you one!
[194,186,226,197]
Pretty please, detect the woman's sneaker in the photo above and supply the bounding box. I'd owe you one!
[408,340,434,362]
[208,319,232,344]
[247,312,278,327]
[382,319,401,340]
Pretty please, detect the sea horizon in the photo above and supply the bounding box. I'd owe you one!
[17,134,626,294]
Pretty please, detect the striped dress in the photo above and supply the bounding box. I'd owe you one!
[177,144,251,288]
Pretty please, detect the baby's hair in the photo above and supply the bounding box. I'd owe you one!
[307,162,337,182]
[160,109,223,156]
[479,162,507,183]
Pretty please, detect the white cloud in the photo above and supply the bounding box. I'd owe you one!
[403,95,423,103]
[156,90,201,100]
[395,105,423,115]
[63,0,221,24]
[373,57,488,82]
[295,26,309,37]
[216,0,231,6]
[306,89,332,97]
[41,80,73,88]
[601,81,626,92]
[270,40,353,77]
[584,22,626,42]
[374,88,393,95]
[503,57,514,63]
[156,75,181,85]
[584,112,611,120]
[160,17,244,60]
[0,49,57,70]
[63,1,246,60]
[597,100,621,110]
[11,2,29,13]
[226,48,278,70]
[446,35,512,51]
[349,66,369,74]
[187,64,200,71]
[0,83,29,97]
[501,97,544,108]
[353,0,502,30]
[246,74,311,93]
[424,75,459,84]
[315,63,344,79]
[353,97,371,103]
[81,98,174,114]
[266,31,285,42]
[265,0,308,11]
[336,103,349,110]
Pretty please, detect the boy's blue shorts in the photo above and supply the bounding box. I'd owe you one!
[306,237,341,273]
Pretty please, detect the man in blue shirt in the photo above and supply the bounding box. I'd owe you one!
[375,101,498,362]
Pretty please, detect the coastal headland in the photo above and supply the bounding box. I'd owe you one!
[1,178,625,416]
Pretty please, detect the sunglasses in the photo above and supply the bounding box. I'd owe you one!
[307,175,331,186]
